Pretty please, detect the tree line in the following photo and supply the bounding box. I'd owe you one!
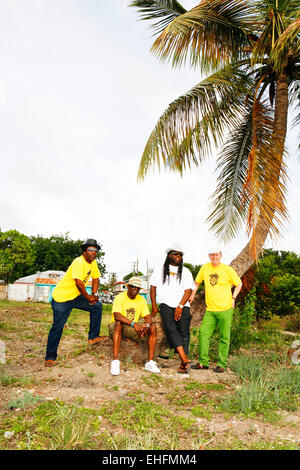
[0,230,106,284]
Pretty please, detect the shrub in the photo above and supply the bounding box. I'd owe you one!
[284,311,300,332]
[229,291,256,352]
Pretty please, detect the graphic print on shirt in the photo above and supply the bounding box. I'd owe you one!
[126,308,136,321]
[83,270,91,284]
[209,273,219,286]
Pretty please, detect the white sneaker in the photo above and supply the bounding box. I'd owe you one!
[145,360,160,374]
[110,359,120,376]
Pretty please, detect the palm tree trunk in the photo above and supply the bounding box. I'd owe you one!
[190,71,289,327]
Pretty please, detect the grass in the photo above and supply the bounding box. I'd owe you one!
[0,300,300,450]
[6,391,43,410]
[0,373,36,387]
[220,356,300,416]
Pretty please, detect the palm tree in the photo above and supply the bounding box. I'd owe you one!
[130,0,300,325]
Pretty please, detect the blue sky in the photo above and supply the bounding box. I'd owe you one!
[0,0,299,281]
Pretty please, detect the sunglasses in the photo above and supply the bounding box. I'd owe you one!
[128,285,141,290]
[87,248,99,254]
[171,251,183,257]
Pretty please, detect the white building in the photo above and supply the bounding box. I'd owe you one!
[8,271,65,302]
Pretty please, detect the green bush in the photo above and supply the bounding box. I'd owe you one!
[229,291,256,352]
[241,249,300,320]
[284,311,300,332]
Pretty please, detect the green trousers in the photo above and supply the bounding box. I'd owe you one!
[198,308,233,369]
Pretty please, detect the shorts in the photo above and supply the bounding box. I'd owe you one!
[108,320,149,343]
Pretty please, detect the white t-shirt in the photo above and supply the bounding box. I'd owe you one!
[150,265,194,308]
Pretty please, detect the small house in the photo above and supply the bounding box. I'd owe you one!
[8,271,65,302]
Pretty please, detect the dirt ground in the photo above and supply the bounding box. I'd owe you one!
[0,302,300,449]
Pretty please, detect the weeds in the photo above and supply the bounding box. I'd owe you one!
[47,402,95,450]
[222,356,300,416]
[6,391,43,410]
[191,405,213,420]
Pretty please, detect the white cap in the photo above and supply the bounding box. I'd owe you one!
[165,243,184,254]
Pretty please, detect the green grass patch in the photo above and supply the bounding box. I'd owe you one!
[0,373,36,387]
[6,391,43,410]
[221,355,300,416]
[184,380,225,392]
[191,405,213,420]
[99,399,170,432]
[142,372,167,387]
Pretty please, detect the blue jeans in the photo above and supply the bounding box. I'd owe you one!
[45,295,102,360]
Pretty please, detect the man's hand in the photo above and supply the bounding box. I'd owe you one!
[174,306,183,321]
[133,323,149,338]
[89,294,98,305]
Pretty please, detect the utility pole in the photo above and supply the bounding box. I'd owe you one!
[146,260,153,303]
[146,260,149,302]
[132,259,139,275]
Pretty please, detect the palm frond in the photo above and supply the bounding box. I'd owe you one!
[290,80,300,153]
[208,97,289,257]
[206,106,253,242]
[137,65,252,180]
[129,0,186,34]
[271,15,300,71]
[150,0,256,72]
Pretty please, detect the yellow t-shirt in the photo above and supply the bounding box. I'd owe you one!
[110,291,150,324]
[52,255,101,302]
[195,263,241,312]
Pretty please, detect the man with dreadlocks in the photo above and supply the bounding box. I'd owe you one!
[150,243,194,374]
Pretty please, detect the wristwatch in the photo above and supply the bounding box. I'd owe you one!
[178,304,184,309]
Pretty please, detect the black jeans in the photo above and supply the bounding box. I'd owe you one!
[159,303,191,355]
[45,295,102,360]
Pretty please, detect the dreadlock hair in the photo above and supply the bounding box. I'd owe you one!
[162,253,183,284]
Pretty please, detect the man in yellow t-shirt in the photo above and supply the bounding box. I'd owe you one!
[190,250,242,373]
[108,276,160,376]
[45,239,103,367]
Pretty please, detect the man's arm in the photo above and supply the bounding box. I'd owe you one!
[75,279,98,305]
[150,285,159,317]
[175,289,192,321]
[232,282,242,308]
[189,282,201,303]
[92,278,99,296]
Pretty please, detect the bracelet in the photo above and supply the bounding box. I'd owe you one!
[178,304,184,309]
[131,321,135,327]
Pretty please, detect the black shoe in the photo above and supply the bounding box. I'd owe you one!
[213,366,225,373]
[191,363,209,370]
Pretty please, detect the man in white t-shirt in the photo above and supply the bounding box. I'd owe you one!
[150,243,194,374]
